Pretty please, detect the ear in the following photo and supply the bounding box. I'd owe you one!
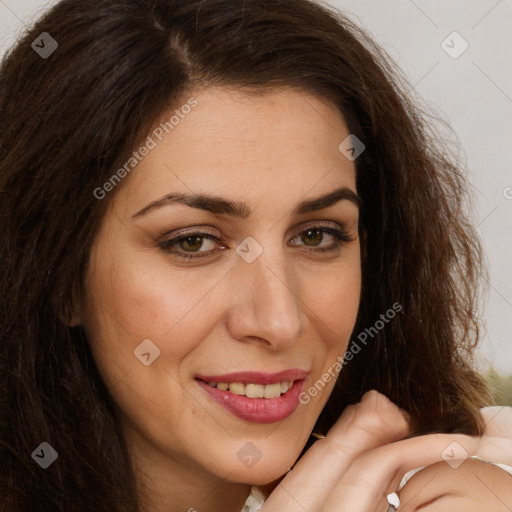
[65,312,80,327]
[54,281,82,327]
[56,302,81,327]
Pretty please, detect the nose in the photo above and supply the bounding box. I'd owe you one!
[225,245,309,349]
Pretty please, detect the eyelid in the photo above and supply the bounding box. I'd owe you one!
[289,219,347,235]
[159,225,220,241]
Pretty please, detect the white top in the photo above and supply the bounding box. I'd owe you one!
[240,458,512,511]
[240,486,265,512]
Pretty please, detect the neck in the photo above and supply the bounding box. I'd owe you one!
[137,468,253,512]
[123,424,254,512]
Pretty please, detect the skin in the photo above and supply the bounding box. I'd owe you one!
[260,395,512,511]
[397,407,512,512]
[398,459,512,511]
[78,87,512,512]
[80,87,362,512]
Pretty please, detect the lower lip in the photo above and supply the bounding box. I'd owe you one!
[196,379,305,423]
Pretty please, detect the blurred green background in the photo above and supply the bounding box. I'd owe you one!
[486,368,512,407]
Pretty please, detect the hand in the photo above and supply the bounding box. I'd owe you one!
[260,390,412,512]
[396,406,512,511]
[261,392,512,512]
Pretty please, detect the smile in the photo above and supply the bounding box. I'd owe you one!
[205,380,295,398]
[195,369,308,423]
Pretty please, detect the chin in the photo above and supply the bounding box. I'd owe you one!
[225,444,300,486]
[230,462,289,486]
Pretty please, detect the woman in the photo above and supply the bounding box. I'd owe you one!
[0,0,511,511]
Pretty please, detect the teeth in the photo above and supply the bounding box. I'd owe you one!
[207,380,295,398]
[228,382,245,395]
[246,383,265,398]
[263,382,281,398]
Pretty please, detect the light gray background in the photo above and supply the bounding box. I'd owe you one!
[1,0,511,374]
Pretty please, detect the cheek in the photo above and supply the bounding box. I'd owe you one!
[299,253,361,402]
[80,255,227,449]
[84,254,224,359]
[323,276,361,334]
[310,252,362,348]
[80,254,230,438]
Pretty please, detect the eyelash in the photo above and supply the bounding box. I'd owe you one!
[158,223,353,261]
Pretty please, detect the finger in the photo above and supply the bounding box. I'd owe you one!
[327,390,412,456]
[323,431,495,512]
[324,455,404,512]
[260,391,411,512]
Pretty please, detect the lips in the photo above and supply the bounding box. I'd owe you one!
[195,369,308,423]
[196,369,308,385]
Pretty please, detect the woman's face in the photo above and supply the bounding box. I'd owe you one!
[80,87,361,485]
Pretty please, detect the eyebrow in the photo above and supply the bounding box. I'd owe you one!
[131,186,361,219]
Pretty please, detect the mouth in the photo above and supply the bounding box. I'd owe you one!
[203,380,295,398]
[195,369,308,423]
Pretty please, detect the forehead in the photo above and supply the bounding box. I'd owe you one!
[112,86,356,215]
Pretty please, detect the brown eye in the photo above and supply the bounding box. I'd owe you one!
[301,228,324,246]
[180,236,205,252]
[290,224,353,253]
[159,231,221,260]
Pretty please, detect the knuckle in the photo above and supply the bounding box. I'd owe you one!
[357,391,400,425]
[325,391,412,456]
[353,391,410,439]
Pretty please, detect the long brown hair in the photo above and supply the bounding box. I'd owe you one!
[0,0,490,510]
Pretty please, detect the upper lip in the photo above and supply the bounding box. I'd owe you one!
[196,369,308,385]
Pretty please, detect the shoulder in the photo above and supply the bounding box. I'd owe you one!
[397,458,512,511]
